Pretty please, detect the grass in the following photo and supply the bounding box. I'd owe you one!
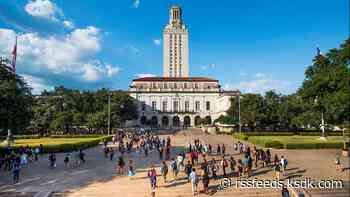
[0,136,111,153]
[8,137,101,147]
[234,135,345,149]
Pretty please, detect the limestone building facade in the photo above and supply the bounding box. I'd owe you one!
[128,6,239,128]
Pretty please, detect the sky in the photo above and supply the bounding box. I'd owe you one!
[0,0,348,95]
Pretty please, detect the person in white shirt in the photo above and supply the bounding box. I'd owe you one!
[280,155,287,175]
[189,169,198,195]
[177,154,184,171]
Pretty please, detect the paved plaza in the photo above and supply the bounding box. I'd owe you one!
[0,129,349,197]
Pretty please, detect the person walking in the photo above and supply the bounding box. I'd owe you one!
[229,156,236,175]
[49,153,56,169]
[274,163,281,180]
[160,161,169,183]
[189,168,198,196]
[280,155,287,176]
[216,144,221,155]
[185,160,193,182]
[148,165,157,197]
[109,149,114,161]
[221,156,228,177]
[79,150,85,164]
[170,158,178,180]
[127,159,135,178]
[202,163,210,194]
[210,158,218,179]
[64,152,71,167]
[117,156,125,175]
[335,154,343,172]
[222,144,226,155]
[12,162,20,184]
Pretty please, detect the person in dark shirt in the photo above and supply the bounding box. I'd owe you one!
[184,160,193,182]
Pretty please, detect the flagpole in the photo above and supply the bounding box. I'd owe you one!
[7,35,17,145]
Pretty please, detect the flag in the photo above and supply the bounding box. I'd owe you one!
[11,36,17,72]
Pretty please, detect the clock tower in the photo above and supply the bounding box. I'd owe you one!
[163,6,189,78]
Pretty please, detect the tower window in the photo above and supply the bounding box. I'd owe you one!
[152,101,157,111]
[185,101,189,112]
[195,101,200,111]
[206,101,210,111]
[141,102,146,111]
[162,101,167,112]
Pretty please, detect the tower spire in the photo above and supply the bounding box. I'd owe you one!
[169,6,182,26]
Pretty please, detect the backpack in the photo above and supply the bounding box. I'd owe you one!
[171,161,177,170]
[223,160,228,167]
[284,159,288,166]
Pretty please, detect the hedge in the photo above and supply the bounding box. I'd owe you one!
[265,140,284,149]
[232,131,343,137]
[0,134,108,140]
[285,142,344,149]
[298,132,342,136]
[233,133,248,141]
[0,136,112,154]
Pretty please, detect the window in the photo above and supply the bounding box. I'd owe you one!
[152,101,157,111]
[206,101,210,111]
[195,101,200,111]
[174,83,177,89]
[164,83,167,89]
[173,101,179,112]
[162,101,167,112]
[194,83,199,89]
[185,101,190,112]
[184,83,187,89]
[141,102,146,111]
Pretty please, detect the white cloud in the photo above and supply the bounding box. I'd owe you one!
[239,71,247,77]
[0,27,120,82]
[22,74,53,94]
[24,0,62,21]
[153,39,161,45]
[224,72,292,93]
[135,73,157,78]
[200,63,216,70]
[126,44,140,54]
[132,0,140,8]
[63,20,74,29]
[106,64,120,77]
[255,72,267,79]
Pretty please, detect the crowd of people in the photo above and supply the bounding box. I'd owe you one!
[1,129,345,197]
[0,143,88,184]
[141,139,292,196]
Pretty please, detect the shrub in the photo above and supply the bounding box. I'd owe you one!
[245,132,295,136]
[265,140,284,149]
[233,133,248,141]
[286,142,343,149]
[0,136,112,153]
[298,132,342,136]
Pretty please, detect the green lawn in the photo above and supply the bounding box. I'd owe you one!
[235,135,345,149]
[9,137,101,147]
[0,136,110,153]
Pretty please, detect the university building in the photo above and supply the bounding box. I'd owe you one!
[129,6,239,128]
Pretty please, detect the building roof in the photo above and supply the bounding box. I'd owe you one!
[132,77,219,82]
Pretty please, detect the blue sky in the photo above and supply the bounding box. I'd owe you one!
[0,0,348,94]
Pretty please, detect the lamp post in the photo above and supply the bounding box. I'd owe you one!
[238,94,241,134]
[119,104,124,129]
[315,96,326,140]
[108,92,111,136]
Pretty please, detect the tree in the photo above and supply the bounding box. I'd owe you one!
[0,59,33,135]
[298,39,350,126]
